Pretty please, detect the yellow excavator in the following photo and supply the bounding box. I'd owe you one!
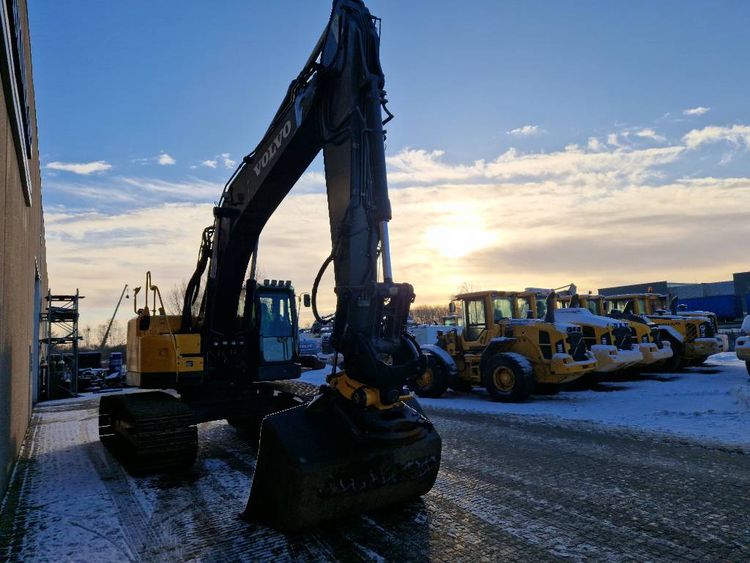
[99,0,440,532]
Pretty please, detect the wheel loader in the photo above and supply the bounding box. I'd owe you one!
[520,289,643,374]
[556,293,674,369]
[604,293,721,369]
[98,0,440,532]
[410,290,597,401]
[734,316,750,375]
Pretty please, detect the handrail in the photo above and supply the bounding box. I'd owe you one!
[142,271,182,377]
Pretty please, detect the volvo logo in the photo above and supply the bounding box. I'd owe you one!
[253,120,292,176]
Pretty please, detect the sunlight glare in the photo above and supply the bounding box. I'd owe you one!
[423,222,498,258]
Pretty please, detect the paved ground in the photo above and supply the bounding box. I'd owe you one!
[1,393,749,562]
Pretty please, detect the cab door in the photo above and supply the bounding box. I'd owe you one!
[254,288,300,380]
[461,297,489,346]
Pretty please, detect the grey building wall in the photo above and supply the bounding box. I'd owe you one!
[598,281,669,296]
[670,281,735,299]
[0,0,47,500]
[733,272,750,296]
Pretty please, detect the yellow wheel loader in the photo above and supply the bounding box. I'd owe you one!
[735,316,750,375]
[556,293,674,369]
[604,293,721,369]
[410,291,597,401]
[99,0,440,532]
[521,290,643,374]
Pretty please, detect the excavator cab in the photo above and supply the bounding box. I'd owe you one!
[243,279,300,381]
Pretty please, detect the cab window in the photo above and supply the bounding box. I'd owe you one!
[258,292,295,362]
[636,298,647,314]
[586,301,598,315]
[492,297,513,322]
[535,298,547,319]
[517,296,532,319]
[463,299,487,341]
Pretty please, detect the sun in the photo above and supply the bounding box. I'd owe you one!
[423,222,498,258]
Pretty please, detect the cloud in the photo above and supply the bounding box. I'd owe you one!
[157,152,176,165]
[220,153,236,168]
[635,128,666,142]
[46,160,112,175]
[606,133,622,147]
[587,137,604,151]
[386,144,683,185]
[48,176,222,208]
[507,124,543,137]
[682,124,750,150]
[683,106,711,116]
[200,153,237,169]
[47,127,750,329]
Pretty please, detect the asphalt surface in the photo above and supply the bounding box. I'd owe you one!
[1,394,749,562]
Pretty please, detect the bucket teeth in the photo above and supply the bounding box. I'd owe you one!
[243,394,441,532]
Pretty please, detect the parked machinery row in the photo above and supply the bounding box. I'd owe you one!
[409,288,725,402]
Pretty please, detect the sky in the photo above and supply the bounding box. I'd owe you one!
[28,0,750,331]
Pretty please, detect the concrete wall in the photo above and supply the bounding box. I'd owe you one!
[0,0,47,500]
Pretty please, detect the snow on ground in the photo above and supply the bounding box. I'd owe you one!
[300,353,750,448]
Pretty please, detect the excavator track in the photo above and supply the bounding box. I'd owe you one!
[99,392,198,475]
[226,380,322,442]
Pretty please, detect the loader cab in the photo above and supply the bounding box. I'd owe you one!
[455,291,520,345]
[605,294,663,316]
[515,294,534,320]
[516,291,549,320]
[558,295,605,316]
[244,279,300,380]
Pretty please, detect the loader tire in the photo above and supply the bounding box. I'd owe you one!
[660,336,684,372]
[686,355,709,367]
[482,352,535,402]
[746,361,750,377]
[410,352,450,398]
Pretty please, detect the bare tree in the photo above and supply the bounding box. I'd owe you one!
[410,304,451,325]
[166,281,188,316]
[457,281,475,294]
[94,321,124,347]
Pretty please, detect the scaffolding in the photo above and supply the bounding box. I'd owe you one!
[40,290,84,399]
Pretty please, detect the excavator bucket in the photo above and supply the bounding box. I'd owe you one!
[243,395,441,531]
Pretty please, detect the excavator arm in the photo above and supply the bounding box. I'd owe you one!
[180,0,440,531]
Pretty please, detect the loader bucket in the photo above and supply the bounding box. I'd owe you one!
[243,395,441,532]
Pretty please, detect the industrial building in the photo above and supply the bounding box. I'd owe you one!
[599,271,750,320]
[0,0,47,499]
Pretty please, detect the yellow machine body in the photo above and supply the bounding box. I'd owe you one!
[605,293,721,362]
[126,314,204,388]
[439,290,596,388]
[556,294,673,367]
[522,291,643,373]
